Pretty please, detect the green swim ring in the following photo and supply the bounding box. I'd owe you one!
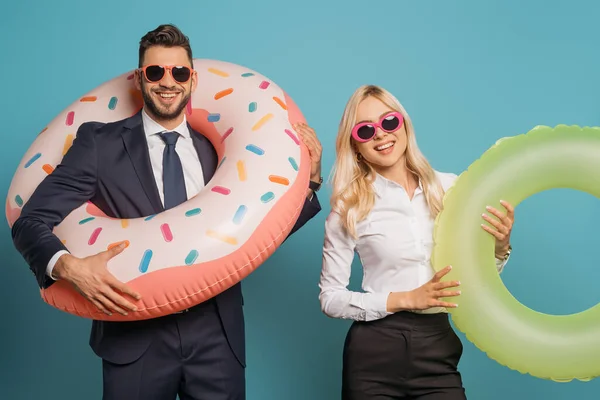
[432,124,600,382]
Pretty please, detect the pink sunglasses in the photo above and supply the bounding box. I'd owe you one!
[351,112,404,143]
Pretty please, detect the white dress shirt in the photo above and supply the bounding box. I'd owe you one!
[319,171,508,322]
[45,109,205,278]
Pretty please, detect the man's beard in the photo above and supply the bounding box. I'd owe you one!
[142,86,190,121]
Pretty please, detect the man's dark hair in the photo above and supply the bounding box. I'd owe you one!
[138,24,193,67]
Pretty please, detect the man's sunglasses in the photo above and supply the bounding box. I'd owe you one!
[139,65,193,84]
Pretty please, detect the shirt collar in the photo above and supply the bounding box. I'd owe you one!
[141,108,191,140]
[372,173,423,198]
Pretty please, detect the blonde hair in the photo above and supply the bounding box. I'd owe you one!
[330,85,445,238]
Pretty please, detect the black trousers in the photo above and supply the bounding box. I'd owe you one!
[101,299,244,400]
[342,311,466,400]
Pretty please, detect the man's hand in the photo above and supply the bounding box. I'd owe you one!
[293,122,322,183]
[53,242,141,316]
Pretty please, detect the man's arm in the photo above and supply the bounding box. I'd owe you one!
[288,189,322,237]
[11,123,99,289]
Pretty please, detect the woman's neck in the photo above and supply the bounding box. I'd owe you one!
[376,159,418,199]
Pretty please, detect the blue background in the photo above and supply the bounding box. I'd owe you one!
[1,0,599,399]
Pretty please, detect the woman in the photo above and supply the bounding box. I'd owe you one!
[316,85,514,399]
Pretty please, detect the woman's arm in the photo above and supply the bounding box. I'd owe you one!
[319,211,392,322]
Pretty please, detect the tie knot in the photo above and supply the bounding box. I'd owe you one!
[160,131,180,146]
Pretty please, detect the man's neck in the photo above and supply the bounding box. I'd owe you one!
[144,107,185,131]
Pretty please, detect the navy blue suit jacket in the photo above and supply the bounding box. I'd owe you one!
[11,111,321,366]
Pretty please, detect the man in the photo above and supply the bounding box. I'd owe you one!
[12,24,323,400]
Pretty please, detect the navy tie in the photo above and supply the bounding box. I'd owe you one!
[159,131,187,210]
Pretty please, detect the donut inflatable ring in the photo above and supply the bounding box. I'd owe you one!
[6,59,310,321]
[432,125,600,382]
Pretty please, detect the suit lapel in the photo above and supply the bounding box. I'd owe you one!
[189,123,218,185]
[122,112,164,213]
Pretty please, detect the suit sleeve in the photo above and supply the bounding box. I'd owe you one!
[11,123,99,289]
[287,192,321,238]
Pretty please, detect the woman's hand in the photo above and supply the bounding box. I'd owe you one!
[481,200,515,258]
[387,266,461,312]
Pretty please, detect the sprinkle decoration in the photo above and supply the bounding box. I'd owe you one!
[221,127,234,143]
[237,160,247,181]
[285,129,300,145]
[161,223,173,242]
[206,230,237,245]
[88,227,102,245]
[108,240,130,250]
[288,157,298,171]
[185,208,201,217]
[214,88,234,100]
[42,164,54,174]
[108,97,118,110]
[269,175,289,186]
[273,97,287,110]
[212,186,231,195]
[233,205,247,225]
[261,192,275,203]
[185,250,199,265]
[139,250,153,273]
[24,153,41,168]
[208,68,229,77]
[63,134,74,155]
[252,113,273,131]
[66,111,75,126]
[245,144,265,155]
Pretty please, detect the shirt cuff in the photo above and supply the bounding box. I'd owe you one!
[363,292,393,321]
[495,255,509,274]
[47,250,69,280]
